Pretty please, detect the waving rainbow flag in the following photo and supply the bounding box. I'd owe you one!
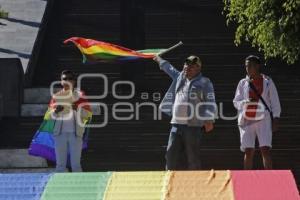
[64,37,164,63]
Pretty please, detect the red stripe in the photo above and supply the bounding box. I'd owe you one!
[74,91,92,112]
[49,98,56,109]
[231,170,300,200]
[64,37,155,58]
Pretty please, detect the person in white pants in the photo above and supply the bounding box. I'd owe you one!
[52,70,91,172]
[233,55,281,169]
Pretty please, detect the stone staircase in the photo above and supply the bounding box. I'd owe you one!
[0,0,299,189]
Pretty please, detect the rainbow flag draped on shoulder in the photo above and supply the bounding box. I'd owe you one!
[28,90,92,163]
[64,37,164,63]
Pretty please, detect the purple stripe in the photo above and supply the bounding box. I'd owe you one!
[32,131,88,149]
[29,138,88,163]
[29,143,56,162]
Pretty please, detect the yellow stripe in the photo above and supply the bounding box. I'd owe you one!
[43,108,53,120]
[78,45,135,56]
[103,171,168,200]
[82,109,93,125]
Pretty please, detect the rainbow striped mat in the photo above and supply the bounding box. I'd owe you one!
[0,170,299,200]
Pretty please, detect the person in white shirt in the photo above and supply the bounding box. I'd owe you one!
[233,55,281,169]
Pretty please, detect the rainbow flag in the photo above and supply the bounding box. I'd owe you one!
[64,37,164,63]
[28,90,92,163]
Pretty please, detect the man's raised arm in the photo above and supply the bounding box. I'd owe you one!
[153,56,180,80]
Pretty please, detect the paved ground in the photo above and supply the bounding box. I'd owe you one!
[0,0,47,72]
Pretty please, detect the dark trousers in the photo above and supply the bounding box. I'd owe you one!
[166,124,203,170]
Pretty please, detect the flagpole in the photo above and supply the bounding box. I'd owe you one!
[157,41,183,56]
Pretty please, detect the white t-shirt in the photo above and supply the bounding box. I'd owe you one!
[61,109,76,133]
[54,89,77,133]
[171,79,191,124]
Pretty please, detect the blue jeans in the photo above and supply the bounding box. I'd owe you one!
[166,124,203,170]
[54,131,83,172]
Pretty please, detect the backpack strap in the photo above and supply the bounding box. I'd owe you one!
[248,80,274,121]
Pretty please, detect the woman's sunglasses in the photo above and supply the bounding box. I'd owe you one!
[62,76,74,81]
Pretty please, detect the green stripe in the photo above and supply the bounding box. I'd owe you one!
[41,172,112,200]
[82,52,149,63]
[38,120,55,133]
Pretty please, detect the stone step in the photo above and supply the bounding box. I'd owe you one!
[0,149,47,168]
[23,88,58,104]
[0,168,54,173]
